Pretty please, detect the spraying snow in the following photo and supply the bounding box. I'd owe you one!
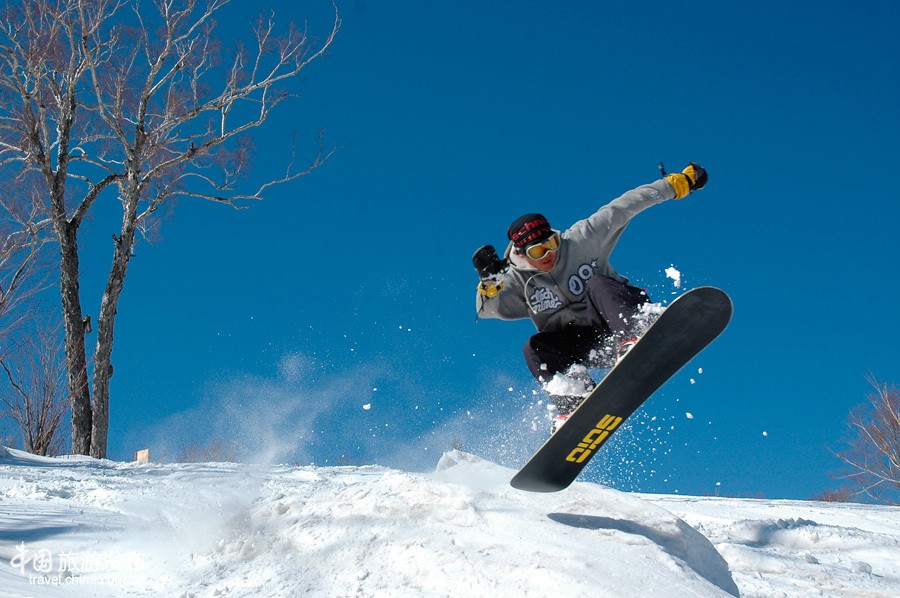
[665,266,682,288]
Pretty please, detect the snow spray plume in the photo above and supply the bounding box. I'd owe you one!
[146,352,385,466]
[381,370,550,472]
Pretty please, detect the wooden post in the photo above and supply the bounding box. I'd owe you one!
[135,449,150,463]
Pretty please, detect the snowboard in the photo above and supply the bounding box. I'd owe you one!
[510,286,733,493]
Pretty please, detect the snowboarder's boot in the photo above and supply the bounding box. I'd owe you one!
[549,394,584,434]
[616,337,639,363]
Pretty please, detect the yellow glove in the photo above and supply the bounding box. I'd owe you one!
[477,281,503,297]
[665,162,708,199]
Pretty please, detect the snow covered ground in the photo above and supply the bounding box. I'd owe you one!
[1,446,898,597]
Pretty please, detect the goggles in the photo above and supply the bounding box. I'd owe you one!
[522,232,560,260]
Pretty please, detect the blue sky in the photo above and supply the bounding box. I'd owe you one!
[44,1,900,499]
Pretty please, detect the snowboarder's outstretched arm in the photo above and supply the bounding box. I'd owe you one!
[566,163,708,249]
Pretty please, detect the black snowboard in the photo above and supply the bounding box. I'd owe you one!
[510,286,733,492]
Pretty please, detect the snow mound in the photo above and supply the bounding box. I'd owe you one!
[3,447,899,597]
[434,450,739,596]
[195,451,738,597]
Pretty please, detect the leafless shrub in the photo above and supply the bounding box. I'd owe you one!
[175,437,239,463]
[810,487,854,503]
[0,323,68,456]
[836,376,900,505]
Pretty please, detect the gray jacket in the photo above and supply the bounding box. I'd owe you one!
[476,179,677,331]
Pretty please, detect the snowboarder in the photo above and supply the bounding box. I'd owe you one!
[472,163,708,432]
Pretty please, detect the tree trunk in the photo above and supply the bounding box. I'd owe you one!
[57,220,92,455]
[89,192,138,459]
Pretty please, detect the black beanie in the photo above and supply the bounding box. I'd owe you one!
[508,213,552,249]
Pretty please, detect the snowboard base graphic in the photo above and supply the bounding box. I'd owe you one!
[510,287,733,492]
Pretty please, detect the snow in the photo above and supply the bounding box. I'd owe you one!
[543,364,593,398]
[665,266,682,288]
[648,494,900,597]
[2,447,899,597]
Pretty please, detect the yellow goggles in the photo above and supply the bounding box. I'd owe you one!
[523,233,560,259]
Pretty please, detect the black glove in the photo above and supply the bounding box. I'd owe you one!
[665,162,708,199]
[472,245,508,281]
[684,162,708,191]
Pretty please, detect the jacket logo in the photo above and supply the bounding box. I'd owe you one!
[568,263,595,295]
[529,287,562,313]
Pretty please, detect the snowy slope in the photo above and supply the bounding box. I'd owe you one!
[1,446,898,597]
[647,494,900,597]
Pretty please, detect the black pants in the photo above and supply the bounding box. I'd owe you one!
[522,275,649,383]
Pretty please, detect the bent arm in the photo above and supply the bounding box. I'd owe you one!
[475,276,530,321]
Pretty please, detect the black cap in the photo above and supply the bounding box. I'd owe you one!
[508,213,552,249]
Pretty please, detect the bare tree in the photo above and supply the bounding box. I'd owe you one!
[0,187,62,455]
[0,0,340,457]
[0,323,68,456]
[0,192,46,339]
[836,376,900,505]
